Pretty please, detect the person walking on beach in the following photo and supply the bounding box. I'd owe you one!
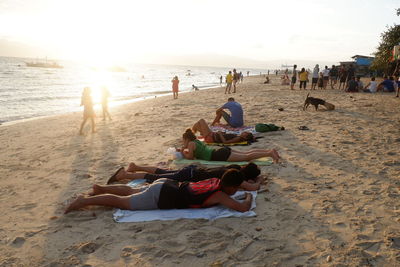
[79,87,96,135]
[219,75,223,86]
[232,69,239,93]
[225,71,233,94]
[311,64,319,90]
[322,66,330,89]
[290,65,297,90]
[240,72,243,83]
[172,76,179,99]
[298,68,308,90]
[101,87,112,121]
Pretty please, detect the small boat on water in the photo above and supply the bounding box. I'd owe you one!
[25,58,63,69]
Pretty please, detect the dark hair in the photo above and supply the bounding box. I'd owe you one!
[371,77,375,81]
[228,97,235,101]
[294,64,297,68]
[301,68,305,73]
[240,163,260,181]
[182,128,196,141]
[221,169,244,188]
[389,76,394,80]
[241,132,254,142]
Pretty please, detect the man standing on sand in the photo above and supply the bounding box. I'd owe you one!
[219,75,223,86]
[225,71,233,94]
[311,64,319,90]
[290,65,297,90]
[322,66,330,89]
[329,65,338,89]
[232,69,239,93]
[211,97,244,128]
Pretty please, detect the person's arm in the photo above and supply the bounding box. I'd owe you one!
[206,191,252,212]
[182,141,195,160]
[364,82,371,90]
[240,175,264,191]
[218,133,242,144]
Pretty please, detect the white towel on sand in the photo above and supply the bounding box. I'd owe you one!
[113,186,257,222]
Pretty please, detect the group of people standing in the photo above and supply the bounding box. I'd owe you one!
[287,64,400,95]
[224,69,243,94]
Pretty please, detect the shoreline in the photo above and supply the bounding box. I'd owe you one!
[1,73,267,127]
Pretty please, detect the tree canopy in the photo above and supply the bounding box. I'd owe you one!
[371,9,400,74]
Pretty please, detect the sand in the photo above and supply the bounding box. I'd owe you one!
[1,75,400,266]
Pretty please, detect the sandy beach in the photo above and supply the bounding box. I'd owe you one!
[1,75,400,266]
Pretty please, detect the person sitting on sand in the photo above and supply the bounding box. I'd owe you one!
[378,76,395,92]
[79,87,96,135]
[107,162,264,191]
[346,76,359,92]
[363,77,377,93]
[281,74,290,85]
[192,84,199,91]
[192,118,254,144]
[64,169,253,213]
[179,129,280,163]
[211,97,243,128]
[264,76,270,84]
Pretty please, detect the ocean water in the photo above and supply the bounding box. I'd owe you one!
[0,56,263,124]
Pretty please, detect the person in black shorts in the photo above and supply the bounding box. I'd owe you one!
[64,169,254,213]
[107,162,265,191]
[329,65,338,89]
[290,64,297,90]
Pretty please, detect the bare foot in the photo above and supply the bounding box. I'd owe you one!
[126,162,138,173]
[271,149,281,163]
[64,195,86,214]
[115,168,126,181]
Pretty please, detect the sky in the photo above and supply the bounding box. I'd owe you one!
[0,0,399,67]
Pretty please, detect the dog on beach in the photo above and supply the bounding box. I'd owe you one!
[303,93,335,111]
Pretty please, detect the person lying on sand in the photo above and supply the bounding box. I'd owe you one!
[107,162,265,191]
[192,118,255,144]
[65,169,253,213]
[179,129,280,163]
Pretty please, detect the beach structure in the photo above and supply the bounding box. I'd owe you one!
[339,55,374,77]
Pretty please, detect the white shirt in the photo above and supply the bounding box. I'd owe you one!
[312,67,319,78]
[368,81,377,93]
[323,69,330,77]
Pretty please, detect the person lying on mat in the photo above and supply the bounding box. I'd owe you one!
[180,129,280,163]
[64,169,253,213]
[211,97,243,127]
[192,118,255,144]
[107,162,265,191]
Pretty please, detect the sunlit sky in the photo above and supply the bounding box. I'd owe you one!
[0,0,399,67]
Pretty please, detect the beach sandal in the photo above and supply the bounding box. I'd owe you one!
[107,167,124,184]
[298,126,309,130]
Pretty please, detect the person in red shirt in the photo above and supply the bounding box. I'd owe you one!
[64,169,253,214]
[171,76,179,99]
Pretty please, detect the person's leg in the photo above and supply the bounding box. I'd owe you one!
[192,119,212,136]
[211,110,224,126]
[126,162,159,173]
[90,117,96,133]
[233,81,236,93]
[227,149,280,163]
[79,118,88,135]
[304,81,307,90]
[90,184,141,196]
[64,194,132,213]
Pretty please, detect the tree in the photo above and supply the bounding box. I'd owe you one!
[371,9,400,74]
